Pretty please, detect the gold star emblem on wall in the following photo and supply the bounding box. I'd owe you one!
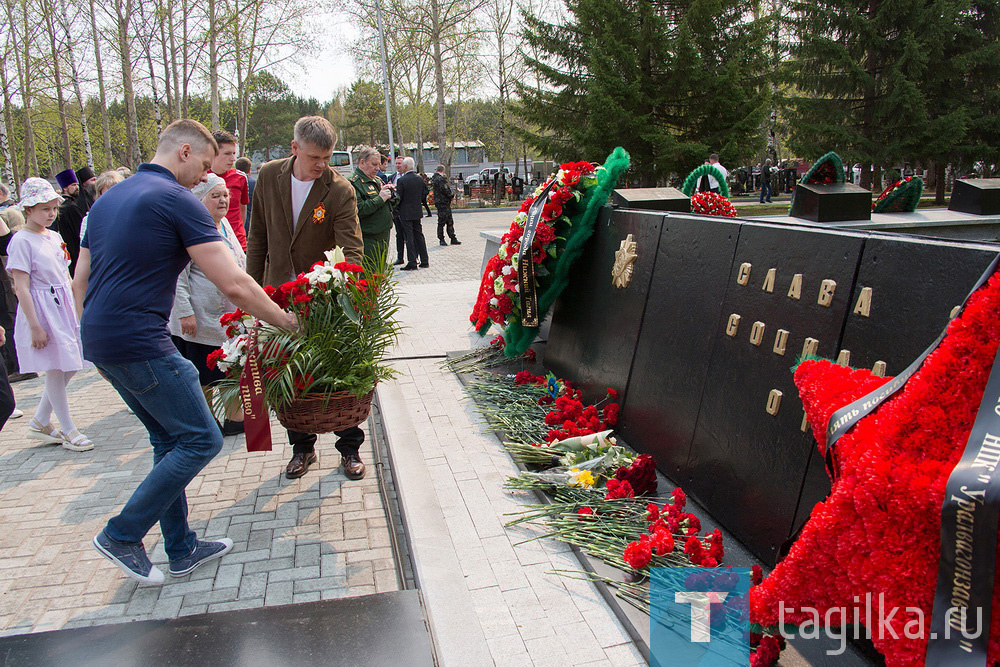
[612,234,638,289]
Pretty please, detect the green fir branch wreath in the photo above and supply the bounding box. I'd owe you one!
[681,164,730,198]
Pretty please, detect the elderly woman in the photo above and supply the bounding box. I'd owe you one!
[168,173,247,436]
[349,146,397,262]
[79,170,126,242]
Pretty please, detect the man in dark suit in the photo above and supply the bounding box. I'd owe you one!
[394,157,429,270]
[246,115,368,481]
[387,155,405,265]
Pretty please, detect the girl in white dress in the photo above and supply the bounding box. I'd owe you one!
[7,177,91,451]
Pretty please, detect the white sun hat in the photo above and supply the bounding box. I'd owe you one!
[17,177,62,209]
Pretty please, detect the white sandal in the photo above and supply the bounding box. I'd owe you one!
[61,429,94,452]
[27,418,64,444]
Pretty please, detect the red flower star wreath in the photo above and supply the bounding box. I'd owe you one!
[744,266,1000,666]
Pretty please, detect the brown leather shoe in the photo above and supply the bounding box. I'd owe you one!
[341,453,366,480]
[285,452,317,479]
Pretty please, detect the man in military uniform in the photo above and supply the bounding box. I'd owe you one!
[431,165,459,246]
[350,146,398,261]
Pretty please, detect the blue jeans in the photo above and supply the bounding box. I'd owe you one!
[760,179,772,203]
[95,353,223,561]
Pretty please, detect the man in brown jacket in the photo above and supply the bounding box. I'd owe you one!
[247,116,368,481]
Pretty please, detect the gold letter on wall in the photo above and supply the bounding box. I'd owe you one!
[853,287,872,317]
[817,279,837,307]
[726,314,741,337]
[787,273,803,300]
[750,321,766,346]
[737,262,752,286]
[773,329,789,356]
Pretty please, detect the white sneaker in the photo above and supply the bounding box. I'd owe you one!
[9,408,23,419]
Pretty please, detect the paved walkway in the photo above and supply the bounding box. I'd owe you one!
[0,209,645,665]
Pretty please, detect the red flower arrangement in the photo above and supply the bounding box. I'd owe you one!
[471,162,599,335]
[690,191,738,217]
[613,453,657,496]
[542,386,621,442]
[744,268,1000,666]
[620,486,722,570]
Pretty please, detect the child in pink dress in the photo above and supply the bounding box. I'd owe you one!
[7,177,91,451]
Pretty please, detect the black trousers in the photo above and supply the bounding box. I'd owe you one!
[401,218,429,266]
[393,212,405,262]
[436,205,456,241]
[0,372,14,430]
[289,425,364,457]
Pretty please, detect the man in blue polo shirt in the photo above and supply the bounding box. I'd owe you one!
[74,119,297,585]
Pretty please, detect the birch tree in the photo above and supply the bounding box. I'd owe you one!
[87,0,112,168]
[56,0,94,167]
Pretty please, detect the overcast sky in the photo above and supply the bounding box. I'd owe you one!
[283,10,360,102]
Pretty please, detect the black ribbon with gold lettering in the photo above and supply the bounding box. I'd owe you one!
[517,180,557,327]
[823,255,1000,480]
[926,343,1000,665]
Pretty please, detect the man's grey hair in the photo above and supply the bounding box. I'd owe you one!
[435,165,446,174]
[0,182,8,199]
[293,116,336,151]
[357,146,381,164]
[402,156,415,172]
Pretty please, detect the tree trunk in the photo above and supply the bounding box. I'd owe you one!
[0,63,21,193]
[168,0,181,118]
[158,0,174,122]
[145,38,164,135]
[88,0,113,169]
[430,0,450,169]
[57,0,94,167]
[935,161,946,205]
[15,0,38,176]
[44,4,73,168]
[116,0,141,168]
[182,0,190,117]
[209,0,220,131]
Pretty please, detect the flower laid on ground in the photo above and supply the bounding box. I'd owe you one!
[211,247,403,412]
[690,191,738,217]
[470,149,631,357]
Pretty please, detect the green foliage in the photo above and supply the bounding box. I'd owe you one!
[343,80,388,148]
[780,0,1000,173]
[513,0,770,186]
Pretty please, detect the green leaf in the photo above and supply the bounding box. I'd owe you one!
[338,293,360,324]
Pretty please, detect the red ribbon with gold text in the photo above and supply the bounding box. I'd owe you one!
[240,328,272,452]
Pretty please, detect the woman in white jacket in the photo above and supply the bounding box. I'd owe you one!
[169,173,247,436]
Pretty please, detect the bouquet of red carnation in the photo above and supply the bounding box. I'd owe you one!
[211,247,403,414]
[613,453,657,495]
[690,191,738,217]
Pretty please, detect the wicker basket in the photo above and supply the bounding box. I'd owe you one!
[274,389,375,434]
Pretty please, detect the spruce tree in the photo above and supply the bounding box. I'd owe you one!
[780,0,966,188]
[515,0,770,186]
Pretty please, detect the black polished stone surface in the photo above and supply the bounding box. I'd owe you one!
[949,178,1000,216]
[790,182,872,223]
[685,223,866,563]
[611,188,691,212]
[621,213,741,477]
[545,207,663,404]
[0,591,432,667]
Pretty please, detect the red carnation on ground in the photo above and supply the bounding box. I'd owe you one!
[604,479,635,500]
[614,454,657,496]
[624,534,653,569]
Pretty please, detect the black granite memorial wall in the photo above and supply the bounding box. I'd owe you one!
[545,207,1000,564]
